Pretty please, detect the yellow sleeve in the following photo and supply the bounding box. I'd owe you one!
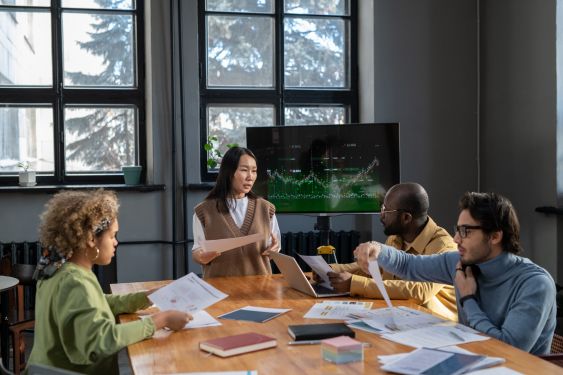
[349,274,446,304]
[330,262,371,277]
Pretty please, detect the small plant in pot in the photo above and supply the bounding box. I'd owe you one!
[204,136,238,170]
[17,161,36,187]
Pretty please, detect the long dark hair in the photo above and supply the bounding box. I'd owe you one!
[459,192,522,254]
[206,146,258,213]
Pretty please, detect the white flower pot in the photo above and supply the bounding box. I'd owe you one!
[19,171,36,187]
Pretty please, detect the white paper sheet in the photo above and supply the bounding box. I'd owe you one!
[185,310,222,329]
[368,259,393,308]
[297,254,334,288]
[303,300,373,320]
[381,323,489,348]
[148,272,228,313]
[350,306,445,334]
[378,345,505,372]
[200,233,263,253]
[382,348,455,374]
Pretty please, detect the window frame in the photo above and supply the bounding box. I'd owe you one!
[0,0,146,185]
[198,0,358,182]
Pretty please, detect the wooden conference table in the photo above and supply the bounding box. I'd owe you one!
[111,275,560,374]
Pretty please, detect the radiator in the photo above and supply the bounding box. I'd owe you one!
[0,241,42,311]
[279,230,361,272]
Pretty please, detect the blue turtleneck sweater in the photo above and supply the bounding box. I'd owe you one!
[378,245,556,355]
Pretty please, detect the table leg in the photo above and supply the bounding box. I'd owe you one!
[0,290,9,368]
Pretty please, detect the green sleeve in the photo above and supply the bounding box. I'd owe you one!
[105,292,151,315]
[54,274,156,365]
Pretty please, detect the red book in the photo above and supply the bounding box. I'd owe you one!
[199,332,277,357]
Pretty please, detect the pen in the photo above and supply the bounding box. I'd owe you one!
[288,340,322,345]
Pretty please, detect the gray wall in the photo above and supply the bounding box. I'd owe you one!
[0,0,559,283]
[372,0,478,230]
[480,0,558,278]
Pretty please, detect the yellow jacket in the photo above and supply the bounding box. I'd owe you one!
[331,217,458,321]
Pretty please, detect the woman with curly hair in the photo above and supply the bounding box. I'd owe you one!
[27,189,191,374]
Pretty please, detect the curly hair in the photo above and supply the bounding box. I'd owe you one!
[39,189,119,259]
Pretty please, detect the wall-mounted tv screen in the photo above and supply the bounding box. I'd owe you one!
[246,123,400,214]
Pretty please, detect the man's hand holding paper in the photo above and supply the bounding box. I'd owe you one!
[354,240,382,273]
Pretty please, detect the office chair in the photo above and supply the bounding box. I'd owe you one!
[539,333,563,367]
[0,361,13,375]
[7,264,35,374]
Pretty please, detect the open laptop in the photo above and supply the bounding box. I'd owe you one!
[270,252,349,298]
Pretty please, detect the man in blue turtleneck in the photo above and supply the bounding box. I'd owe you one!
[354,192,556,355]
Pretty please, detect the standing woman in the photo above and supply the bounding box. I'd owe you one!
[27,189,191,374]
[192,146,281,278]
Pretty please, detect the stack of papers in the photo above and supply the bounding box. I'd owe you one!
[378,345,505,373]
[148,272,228,329]
[303,301,373,320]
[381,322,489,348]
[345,306,489,347]
[380,347,487,375]
[348,306,445,334]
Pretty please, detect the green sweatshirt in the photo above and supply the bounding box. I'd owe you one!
[27,262,155,374]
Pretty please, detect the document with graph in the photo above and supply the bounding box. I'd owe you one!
[148,272,228,313]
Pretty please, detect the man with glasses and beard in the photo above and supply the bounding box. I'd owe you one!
[326,182,458,321]
[353,191,556,355]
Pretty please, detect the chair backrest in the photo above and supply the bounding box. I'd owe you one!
[552,333,563,354]
[0,361,14,375]
[26,364,80,375]
[11,264,35,286]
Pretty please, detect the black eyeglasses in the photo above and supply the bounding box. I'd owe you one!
[453,225,483,238]
[380,204,409,215]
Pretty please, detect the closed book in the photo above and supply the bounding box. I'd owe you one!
[199,332,277,357]
[288,323,355,341]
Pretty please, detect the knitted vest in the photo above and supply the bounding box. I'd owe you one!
[194,197,275,278]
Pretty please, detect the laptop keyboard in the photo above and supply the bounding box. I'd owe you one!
[313,284,337,294]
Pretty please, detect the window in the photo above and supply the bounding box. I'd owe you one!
[199,0,358,181]
[0,0,145,185]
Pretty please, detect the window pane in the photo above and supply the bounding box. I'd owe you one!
[284,17,347,88]
[285,106,346,125]
[0,106,53,173]
[284,0,348,16]
[206,0,273,13]
[61,0,133,10]
[0,0,50,6]
[63,12,135,87]
[0,11,52,86]
[207,105,274,154]
[207,15,274,87]
[64,106,137,172]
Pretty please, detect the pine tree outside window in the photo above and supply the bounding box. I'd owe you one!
[0,0,145,185]
[199,0,358,181]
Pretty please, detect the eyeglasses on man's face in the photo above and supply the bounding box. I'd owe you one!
[380,204,408,215]
[453,224,483,238]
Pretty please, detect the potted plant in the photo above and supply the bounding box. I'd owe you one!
[17,161,36,187]
[203,136,238,169]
